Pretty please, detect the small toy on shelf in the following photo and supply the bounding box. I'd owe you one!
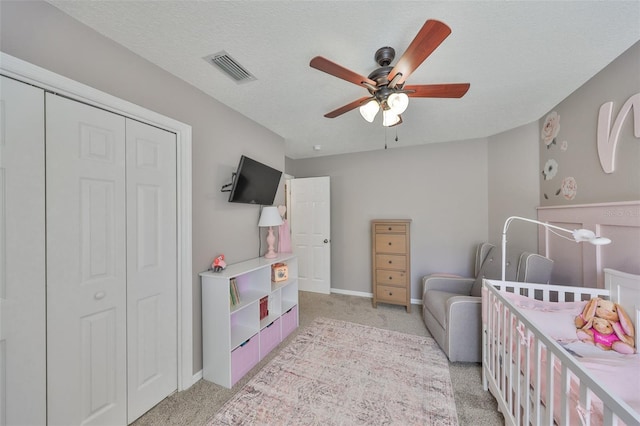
[271,263,288,282]
[211,255,227,272]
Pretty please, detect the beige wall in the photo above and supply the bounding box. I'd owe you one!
[0,0,285,374]
[539,41,640,206]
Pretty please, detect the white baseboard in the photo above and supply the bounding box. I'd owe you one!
[330,288,372,298]
[192,370,203,384]
[329,288,422,306]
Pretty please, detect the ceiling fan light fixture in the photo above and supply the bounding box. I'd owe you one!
[359,99,380,123]
[382,109,401,127]
[387,92,409,115]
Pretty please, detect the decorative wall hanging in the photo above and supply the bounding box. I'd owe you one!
[597,92,639,173]
[561,176,578,200]
[542,159,558,181]
[541,111,561,147]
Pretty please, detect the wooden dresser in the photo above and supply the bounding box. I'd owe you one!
[371,219,411,312]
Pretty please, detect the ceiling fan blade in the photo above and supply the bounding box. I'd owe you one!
[388,20,452,85]
[404,83,470,98]
[310,56,377,87]
[324,96,372,118]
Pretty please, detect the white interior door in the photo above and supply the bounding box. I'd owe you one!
[126,119,177,422]
[0,76,47,426]
[290,177,331,294]
[46,93,128,426]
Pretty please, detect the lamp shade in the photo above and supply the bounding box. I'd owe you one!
[359,99,380,123]
[258,206,283,227]
[387,92,409,115]
[382,109,400,127]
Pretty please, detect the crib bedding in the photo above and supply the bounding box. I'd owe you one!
[559,340,640,415]
[483,281,640,426]
[504,292,640,424]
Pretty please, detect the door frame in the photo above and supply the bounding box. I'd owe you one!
[0,52,195,391]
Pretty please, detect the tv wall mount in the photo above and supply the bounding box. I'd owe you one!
[220,172,236,193]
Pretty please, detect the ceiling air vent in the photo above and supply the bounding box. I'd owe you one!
[204,51,256,84]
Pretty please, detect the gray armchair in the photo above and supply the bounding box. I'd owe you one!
[421,243,553,362]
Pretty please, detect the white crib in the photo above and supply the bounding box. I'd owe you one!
[482,269,640,426]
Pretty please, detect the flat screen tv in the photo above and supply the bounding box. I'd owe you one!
[228,155,282,205]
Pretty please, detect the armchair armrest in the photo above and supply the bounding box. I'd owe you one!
[422,274,474,295]
[446,295,483,362]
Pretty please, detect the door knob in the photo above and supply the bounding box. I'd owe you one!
[324,239,329,243]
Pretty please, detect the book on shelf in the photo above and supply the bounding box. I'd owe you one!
[230,277,240,306]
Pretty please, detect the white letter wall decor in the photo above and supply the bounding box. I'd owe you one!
[597,93,640,173]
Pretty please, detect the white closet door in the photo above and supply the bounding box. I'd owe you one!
[126,119,177,422]
[46,94,128,426]
[0,77,46,425]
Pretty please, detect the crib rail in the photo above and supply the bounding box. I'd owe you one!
[482,279,640,426]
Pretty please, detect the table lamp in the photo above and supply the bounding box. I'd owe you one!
[258,206,284,258]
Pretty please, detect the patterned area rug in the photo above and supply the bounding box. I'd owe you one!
[209,317,458,425]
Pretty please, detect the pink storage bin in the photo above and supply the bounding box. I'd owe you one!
[281,305,298,340]
[230,334,259,386]
[259,318,281,360]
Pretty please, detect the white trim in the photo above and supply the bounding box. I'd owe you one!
[0,52,195,391]
[330,288,372,298]
[329,288,423,306]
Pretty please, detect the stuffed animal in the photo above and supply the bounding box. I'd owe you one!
[575,297,635,354]
[211,255,227,272]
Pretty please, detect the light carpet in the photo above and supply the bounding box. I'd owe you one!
[209,317,458,425]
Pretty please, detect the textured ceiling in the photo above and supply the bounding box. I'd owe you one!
[47,1,640,159]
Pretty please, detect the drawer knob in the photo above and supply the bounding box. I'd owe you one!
[388,292,393,296]
[388,242,392,246]
[388,227,392,230]
[388,260,392,264]
[388,276,392,280]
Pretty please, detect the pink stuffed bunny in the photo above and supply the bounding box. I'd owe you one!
[575,297,635,354]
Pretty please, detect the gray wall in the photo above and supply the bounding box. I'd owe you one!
[4,0,636,377]
[539,41,640,206]
[487,121,541,252]
[287,138,491,299]
[0,0,285,374]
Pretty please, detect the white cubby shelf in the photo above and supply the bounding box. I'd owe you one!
[200,253,298,388]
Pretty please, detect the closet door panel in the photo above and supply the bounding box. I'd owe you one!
[0,77,46,426]
[46,94,127,426]
[126,119,177,422]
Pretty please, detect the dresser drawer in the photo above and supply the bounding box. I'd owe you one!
[376,284,407,304]
[375,224,407,234]
[375,234,407,254]
[375,254,406,270]
[376,269,406,286]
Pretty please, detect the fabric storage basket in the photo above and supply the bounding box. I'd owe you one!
[281,305,298,339]
[259,318,281,360]
[231,335,259,386]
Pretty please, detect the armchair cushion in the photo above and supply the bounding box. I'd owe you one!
[469,246,539,296]
[422,276,474,294]
[517,252,554,283]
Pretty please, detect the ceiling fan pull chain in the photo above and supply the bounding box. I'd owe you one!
[385,128,388,150]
